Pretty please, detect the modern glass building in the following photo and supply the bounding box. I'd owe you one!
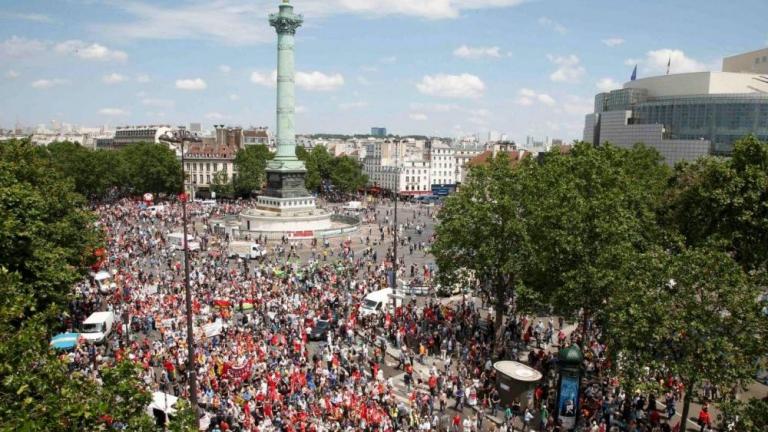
[585,70,768,164]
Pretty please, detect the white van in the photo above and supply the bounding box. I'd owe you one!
[168,232,200,252]
[359,288,404,317]
[90,270,116,295]
[81,311,115,344]
[228,241,267,260]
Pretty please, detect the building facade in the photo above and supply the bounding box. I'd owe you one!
[370,127,387,137]
[584,68,768,164]
[723,47,768,74]
[427,140,456,186]
[112,125,172,148]
[184,145,237,198]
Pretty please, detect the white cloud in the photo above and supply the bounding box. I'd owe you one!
[548,54,586,83]
[229,94,240,101]
[205,112,226,120]
[596,77,620,92]
[296,71,345,91]
[31,78,68,89]
[357,76,371,86]
[141,98,175,108]
[5,70,20,79]
[96,1,273,46]
[453,44,501,59]
[410,113,428,121]
[250,70,277,87]
[643,49,708,74]
[97,0,529,45]
[54,40,127,61]
[417,73,485,99]
[339,101,368,110]
[0,36,47,58]
[538,17,567,34]
[537,93,556,106]
[516,88,556,106]
[136,74,151,83]
[295,105,307,114]
[102,73,128,84]
[0,12,53,23]
[379,56,397,64]
[360,65,379,72]
[562,95,593,116]
[409,102,459,112]
[251,70,344,91]
[336,0,526,20]
[175,78,207,90]
[602,38,625,47]
[219,65,231,74]
[99,108,129,116]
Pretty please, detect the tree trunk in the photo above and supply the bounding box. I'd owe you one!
[494,273,513,350]
[680,380,695,432]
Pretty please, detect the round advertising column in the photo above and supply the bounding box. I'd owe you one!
[493,361,543,410]
[556,345,584,430]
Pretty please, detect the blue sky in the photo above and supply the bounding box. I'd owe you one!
[1,0,767,142]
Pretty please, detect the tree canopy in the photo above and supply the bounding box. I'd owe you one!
[605,246,767,423]
[661,135,768,273]
[432,153,533,334]
[36,141,182,200]
[234,144,272,197]
[0,139,189,430]
[296,145,367,194]
[524,142,670,322]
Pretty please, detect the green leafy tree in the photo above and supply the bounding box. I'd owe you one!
[719,398,768,432]
[331,156,368,194]
[661,135,768,272]
[234,144,273,197]
[524,143,669,324]
[118,142,181,195]
[210,170,235,198]
[605,247,768,427]
[0,139,165,430]
[37,141,116,200]
[303,146,333,193]
[433,153,533,334]
[0,139,101,322]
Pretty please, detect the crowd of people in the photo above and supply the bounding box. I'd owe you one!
[58,197,731,432]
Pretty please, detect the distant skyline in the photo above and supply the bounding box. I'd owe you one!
[1,0,767,143]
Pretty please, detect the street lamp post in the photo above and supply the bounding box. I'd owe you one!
[161,127,201,427]
[392,141,399,313]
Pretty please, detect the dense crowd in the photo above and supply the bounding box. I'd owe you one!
[59,198,730,432]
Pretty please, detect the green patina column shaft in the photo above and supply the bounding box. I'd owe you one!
[269,0,304,171]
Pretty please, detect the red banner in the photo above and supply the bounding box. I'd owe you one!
[228,360,252,381]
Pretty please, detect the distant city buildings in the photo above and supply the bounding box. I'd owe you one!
[584,48,768,164]
[113,125,173,148]
[370,127,387,137]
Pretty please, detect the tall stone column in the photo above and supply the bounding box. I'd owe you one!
[268,0,303,171]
